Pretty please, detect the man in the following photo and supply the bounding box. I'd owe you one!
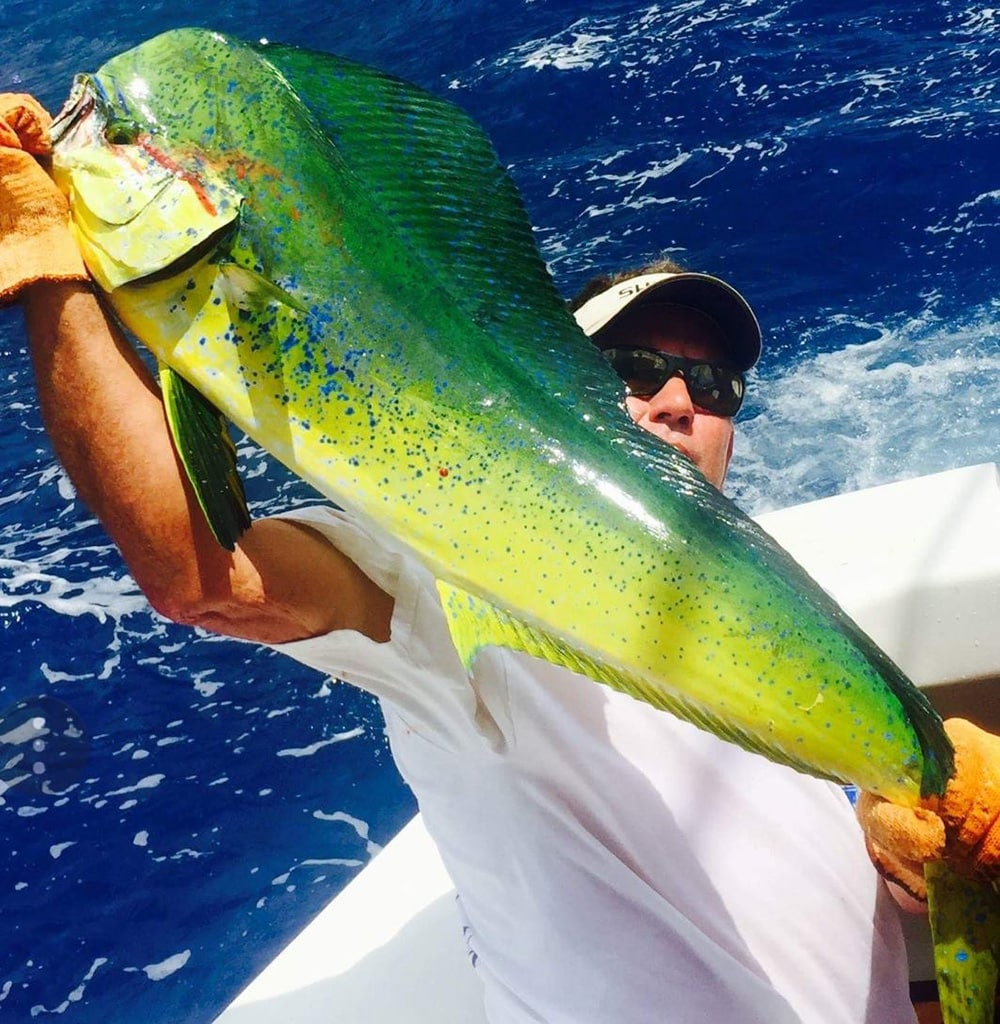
[4,92,1000,1023]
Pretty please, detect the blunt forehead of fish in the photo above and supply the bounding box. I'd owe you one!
[95,72,216,141]
[98,43,186,116]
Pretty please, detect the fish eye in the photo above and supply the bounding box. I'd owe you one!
[105,119,142,145]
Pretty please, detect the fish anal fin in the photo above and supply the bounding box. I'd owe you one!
[437,579,572,674]
[159,364,251,551]
[435,580,842,781]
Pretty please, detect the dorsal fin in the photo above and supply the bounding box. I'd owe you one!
[258,42,614,391]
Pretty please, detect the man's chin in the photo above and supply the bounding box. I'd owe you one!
[668,444,726,490]
[665,441,695,466]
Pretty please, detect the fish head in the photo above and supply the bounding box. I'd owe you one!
[50,64,241,293]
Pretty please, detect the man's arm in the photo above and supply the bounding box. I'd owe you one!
[1,92,391,646]
[23,281,394,645]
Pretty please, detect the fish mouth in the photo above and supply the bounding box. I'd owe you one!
[49,75,100,147]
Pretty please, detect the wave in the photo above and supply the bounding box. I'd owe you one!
[729,299,1000,513]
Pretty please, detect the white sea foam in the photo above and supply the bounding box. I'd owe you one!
[728,304,1000,514]
[276,726,365,757]
[927,189,1000,239]
[518,32,615,72]
[314,809,384,857]
[138,950,190,981]
[946,5,1000,36]
[152,848,209,862]
[0,558,147,622]
[270,856,365,888]
[28,958,107,1016]
[193,678,225,698]
[103,774,165,798]
[586,151,693,195]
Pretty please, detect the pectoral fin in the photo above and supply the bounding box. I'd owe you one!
[217,260,310,314]
[160,365,250,551]
[927,860,1000,1024]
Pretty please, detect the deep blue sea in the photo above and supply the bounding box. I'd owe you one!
[0,2,997,1020]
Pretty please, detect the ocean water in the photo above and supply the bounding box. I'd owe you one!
[0,1,997,1020]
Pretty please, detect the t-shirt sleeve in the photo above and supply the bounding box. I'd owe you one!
[263,506,491,749]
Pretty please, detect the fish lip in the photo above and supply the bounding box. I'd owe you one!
[49,75,99,146]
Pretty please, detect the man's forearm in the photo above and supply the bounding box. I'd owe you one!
[22,281,235,609]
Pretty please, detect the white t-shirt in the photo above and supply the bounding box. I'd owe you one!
[272,506,916,1024]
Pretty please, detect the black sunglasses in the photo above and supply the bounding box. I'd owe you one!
[601,347,746,417]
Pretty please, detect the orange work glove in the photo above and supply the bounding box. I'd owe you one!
[0,93,88,304]
[858,718,1000,901]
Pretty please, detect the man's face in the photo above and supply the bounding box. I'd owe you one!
[595,303,737,490]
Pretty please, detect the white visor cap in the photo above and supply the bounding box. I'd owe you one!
[573,271,762,371]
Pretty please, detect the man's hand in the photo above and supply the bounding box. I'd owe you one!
[858,718,1000,901]
[0,93,88,303]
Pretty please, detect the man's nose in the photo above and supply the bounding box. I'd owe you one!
[642,374,695,427]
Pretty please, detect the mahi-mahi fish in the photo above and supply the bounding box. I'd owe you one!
[45,28,997,1020]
